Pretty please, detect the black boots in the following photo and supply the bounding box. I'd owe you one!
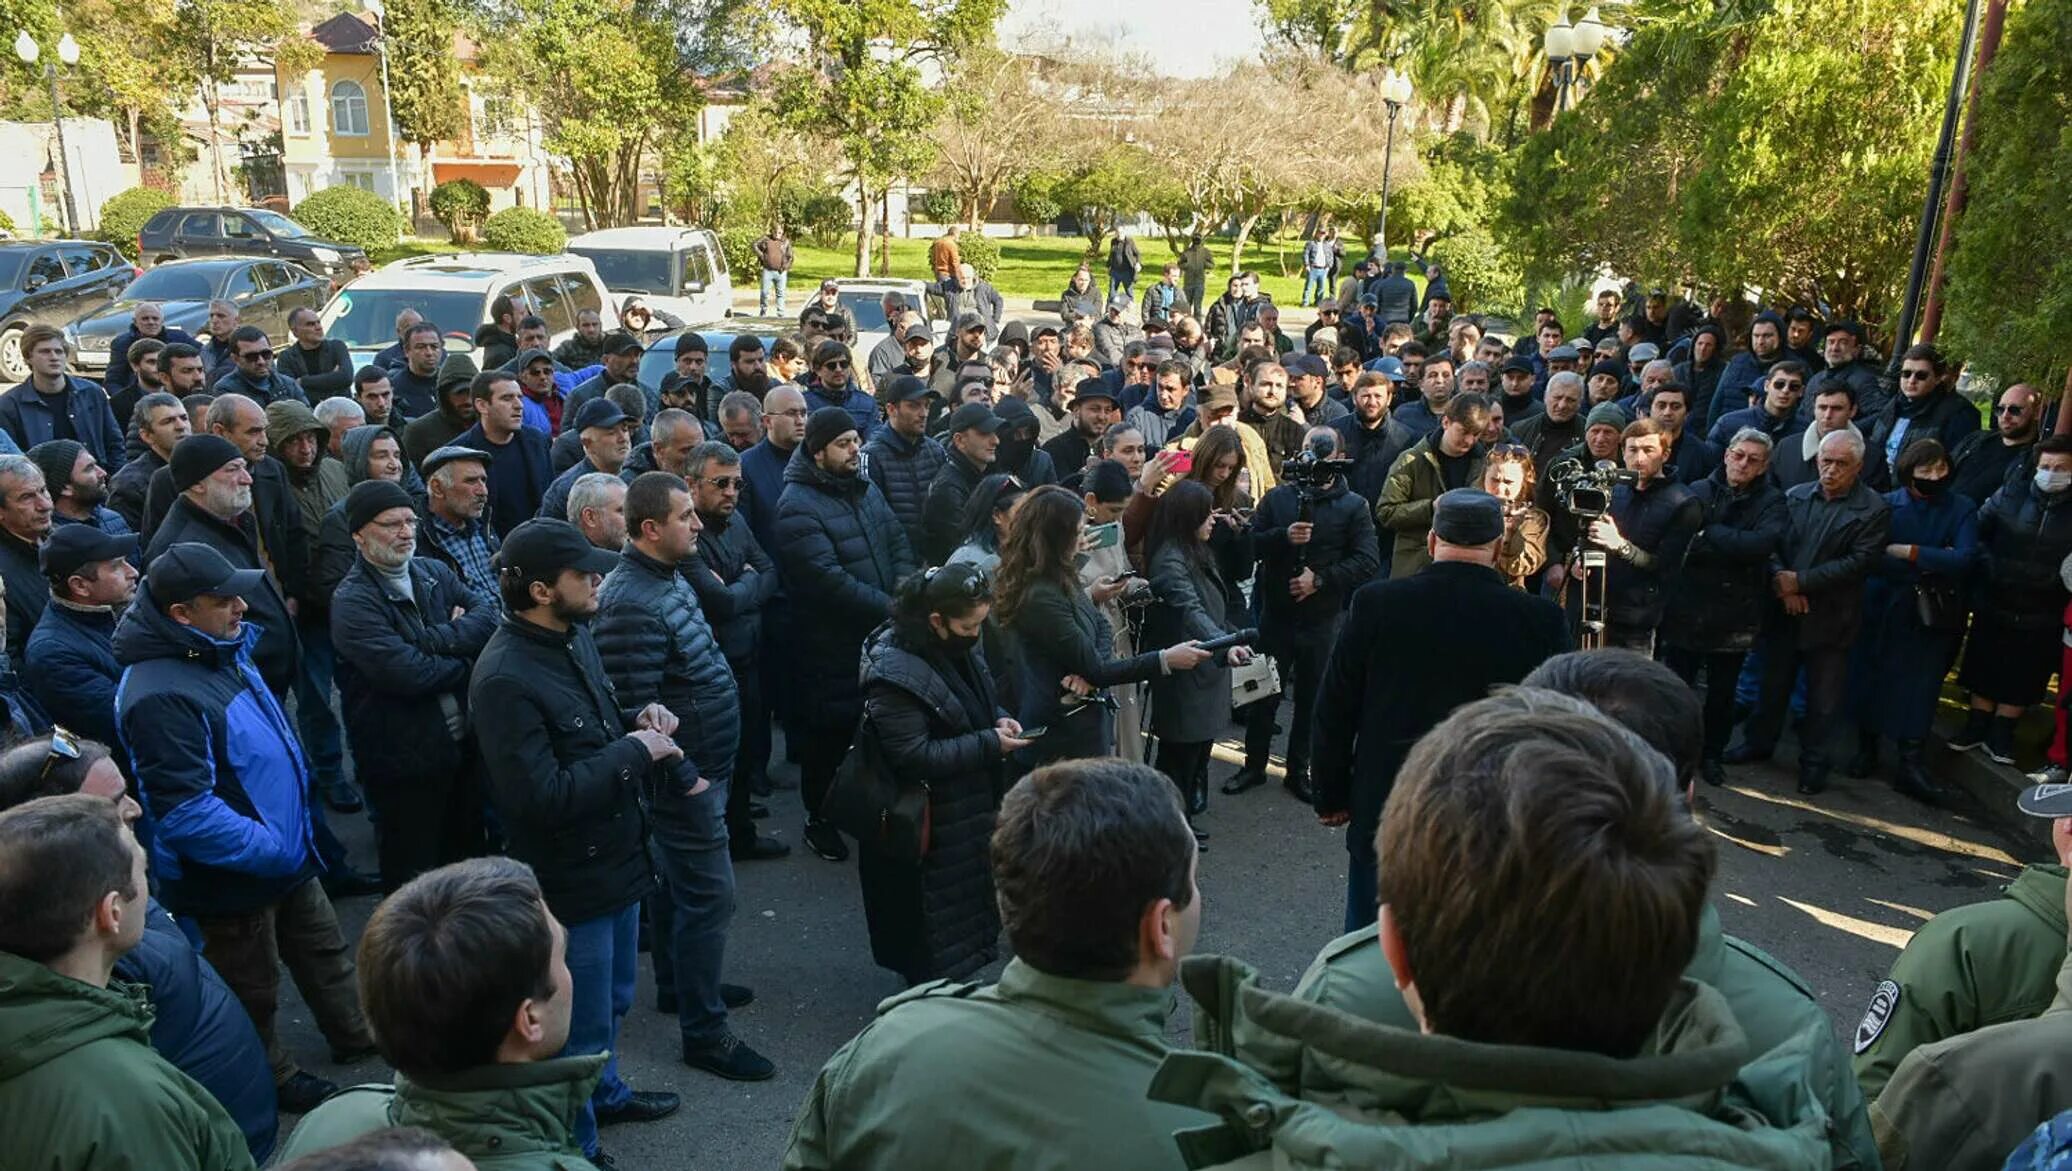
[1892,739,1946,804]
[1796,763,1828,797]
[1846,729,1880,778]
[1700,755,1727,787]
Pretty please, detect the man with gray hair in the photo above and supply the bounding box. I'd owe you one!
[417,446,499,605]
[201,299,241,382]
[313,397,366,461]
[0,453,52,667]
[868,308,922,384]
[629,408,703,479]
[567,471,628,552]
[1726,428,1889,796]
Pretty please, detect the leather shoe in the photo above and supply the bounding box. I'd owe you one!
[322,867,383,899]
[320,779,364,813]
[1220,768,1267,796]
[721,983,755,1009]
[1796,765,1829,797]
[597,1090,680,1125]
[1282,771,1314,804]
[1723,742,1772,765]
[803,819,849,862]
[731,833,790,861]
[683,1033,776,1081]
[1700,756,1727,787]
[276,1071,341,1114]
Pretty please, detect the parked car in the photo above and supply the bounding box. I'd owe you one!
[0,240,135,382]
[568,227,733,327]
[831,277,949,358]
[137,206,368,284]
[318,251,617,369]
[63,257,329,378]
[635,317,797,391]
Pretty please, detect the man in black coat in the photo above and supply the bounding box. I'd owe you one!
[1313,489,1569,932]
[1951,382,2042,505]
[863,375,947,557]
[920,403,1002,566]
[773,408,917,863]
[467,518,690,1160]
[1865,344,1978,490]
[1587,418,1701,652]
[329,479,496,892]
[275,308,353,400]
[1235,427,1379,801]
[1331,372,1417,509]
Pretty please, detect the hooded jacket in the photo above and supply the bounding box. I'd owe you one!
[594,544,741,784]
[144,496,303,694]
[25,599,124,749]
[920,447,992,568]
[312,424,425,602]
[265,401,350,606]
[1156,954,1833,1171]
[0,951,258,1171]
[114,582,318,917]
[272,1055,603,1170]
[402,354,481,469]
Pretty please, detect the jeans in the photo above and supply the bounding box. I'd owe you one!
[563,901,639,1157]
[1663,647,1748,759]
[1184,281,1206,320]
[1107,272,1136,305]
[1243,621,1336,778]
[759,268,788,315]
[1302,267,1331,307]
[196,877,373,1084]
[294,621,344,788]
[729,656,769,843]
[647,783,738,1048]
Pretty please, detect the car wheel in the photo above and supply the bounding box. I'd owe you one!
[0,327,25,384]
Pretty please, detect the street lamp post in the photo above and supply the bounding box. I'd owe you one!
[1545,15,1575,115]
[13,30,81,237]
[1573,7,1606,99]
[1376,68,1413,260]
[362,0,406,216]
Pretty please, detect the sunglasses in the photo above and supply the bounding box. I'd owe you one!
[1491,442,1531,456]
[923,563,993,602]
[1996,404,2027,416]
[239,349,275,361]
[1900,369,1935,381]
[39,726,80,786]
[821,360,851,370]
[700,474,744,489]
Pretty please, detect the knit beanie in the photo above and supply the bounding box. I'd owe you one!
[804,406,857,455]
[1586,402,1630,431]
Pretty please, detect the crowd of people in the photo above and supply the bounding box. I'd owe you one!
[2,238,2072,1171]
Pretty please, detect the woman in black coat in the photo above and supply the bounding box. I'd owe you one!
[855,564,1029,985]
[1954,435,2072,764]
[995,485,1210,766]
[1142,480,1254,843]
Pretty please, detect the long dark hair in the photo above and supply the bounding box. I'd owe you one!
[1187,425,1246,510]
[889,564,992,647]
[956,473,1025,554]
[994,485,1084,626]
[1144,479,1213,565]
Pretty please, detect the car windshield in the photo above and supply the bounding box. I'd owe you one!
[837,291,921,334]
[126,266,221,302]
[246,210,311,239]
[569,248,674,295]
[324,288,486,349]
[637,327,786,390]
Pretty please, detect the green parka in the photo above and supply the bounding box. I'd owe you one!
[0,950,255,1171]
[1155,953,1834,1170]
[271,1053,604,1169]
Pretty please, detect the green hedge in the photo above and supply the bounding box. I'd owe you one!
[717,225,760,282]
[291,185,404,253]
[429,179,491,242]
[481,207,566,255]
[958,233,999,282]
[97,187,176,259]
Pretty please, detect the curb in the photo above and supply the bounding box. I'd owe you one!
[1931,723,2052,849]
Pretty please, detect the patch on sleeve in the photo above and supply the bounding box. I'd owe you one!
[1854,979,1901,1054]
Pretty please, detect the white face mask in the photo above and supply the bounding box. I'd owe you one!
[2036,468,2072,495]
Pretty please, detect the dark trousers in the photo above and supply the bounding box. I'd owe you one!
[196,877,373,1084]
[1242,622,1335,777]
[1345,834,1379,933]
[293,619,345,787]
[798,724,852,826]
[647,784,738,1048]
[1663,647,1749,759]
[728,656,768,846]
[1157,738,1213,808]
[363,751,486,895]
[1742,627,1850,769]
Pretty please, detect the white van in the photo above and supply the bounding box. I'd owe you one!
[566,227,734,326]
[319,252,618,369]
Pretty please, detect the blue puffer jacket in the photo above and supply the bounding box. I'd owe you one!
[24,600,122,748]
[774,448,916,729]
[802,381,881,438]
[114,899,277,1162]
[0,376,127,471]
[594,546,741,783]
[113,581,318,918]
[864,424,947,556]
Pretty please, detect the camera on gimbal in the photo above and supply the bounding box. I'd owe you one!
[1546,457,1638,521]
[1279,446,1356,494]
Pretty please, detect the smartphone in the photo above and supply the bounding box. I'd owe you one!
[1085,521,1122,551]
[1017,726,1049,740]
[1166,449,1195,475]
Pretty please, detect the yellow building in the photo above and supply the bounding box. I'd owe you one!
[276,13,551,212]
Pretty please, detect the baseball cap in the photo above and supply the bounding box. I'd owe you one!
[572,398,629,432]
[955,311,987,333]
[601,332,643,357]
[882,374,935,404]
[495,518,618,589]
[2018,783,2072,818]
[514,347,555,370]
[148,542,266,606]
[820,278,840,292]
[1549,344,1583,362]
[1285,354,1328,379]
[40,525,137,581]
[1500,355,1535,376]
[945,402,1005,435]
[1370,356,1408,384]
[1107,292,1131,312]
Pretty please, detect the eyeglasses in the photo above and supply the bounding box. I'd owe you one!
[769,408,808,420]
[39,726,80,786]
[701,474,743,489]
[1899,369,1935,381]
[820,360,851,371]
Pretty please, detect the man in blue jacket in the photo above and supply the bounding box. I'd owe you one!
[455,370,553,538]
[25,525,138,748]
[0,324,123,470]
[102,302,200,400]
[113,541,377,1114]
[0,732,277,1162]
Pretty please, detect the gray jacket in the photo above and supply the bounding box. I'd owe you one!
[1773,479,1889,648]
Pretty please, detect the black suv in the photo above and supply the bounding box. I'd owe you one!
[137,206,367,284]
[0,240,134,383]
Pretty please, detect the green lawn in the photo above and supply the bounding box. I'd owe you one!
[786,233,1324,305]
[368,238,467,265]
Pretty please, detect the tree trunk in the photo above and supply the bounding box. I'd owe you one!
[204,82,228,205]
[1229,211,1262,276]
[852,181,872,277]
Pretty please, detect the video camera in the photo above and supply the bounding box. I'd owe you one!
[1546,457,1637,520]
[1280,446,1356,493]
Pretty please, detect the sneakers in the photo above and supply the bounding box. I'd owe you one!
[590,1150,618,1169]
[1948,710,1990,752]
[2028,764,2070,785]
[596,1089,680,1125]
[731,833,791,862]
[1985,717,2020,766]
[683,1033,776,1081]
[276,1071,341,1115]
[803,819,849,862]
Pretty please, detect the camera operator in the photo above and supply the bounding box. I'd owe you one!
[1541,402,1627,595]
[1581,418,1701,653]
[1230,428,1379,802]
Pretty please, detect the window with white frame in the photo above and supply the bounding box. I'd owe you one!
[331,80,370,136]
[287,84,310,134]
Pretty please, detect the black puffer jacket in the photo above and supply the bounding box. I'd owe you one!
[1662,469,1787,653]
[1250,478,1380,646]
[773,448,916,729]
[864,424,948,557]
[1975,479,2072,629]
[686,508,776,664]
[921,448,990,566]
[144,498,302,695]
[593,545,741,784]
[855,623,1008,984]
[330,554,496,786]
[468,614,654,925]
[1330,413,1417,506]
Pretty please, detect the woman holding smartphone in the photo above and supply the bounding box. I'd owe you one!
[1143,480,1254,843]
[1484,443,1550,589]
[996,486,1211,766]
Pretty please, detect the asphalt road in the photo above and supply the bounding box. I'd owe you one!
[276,721,2046,1169]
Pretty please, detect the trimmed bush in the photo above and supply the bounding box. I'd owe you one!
[428,179,491,243]
[291,185,404,253]
[915,189,959,224]
[958,233,999,282]
[97,187,176,259]
[0,207,14,235]
[717,225,760,282]
[481,207,566,255]
[796,192,852,250]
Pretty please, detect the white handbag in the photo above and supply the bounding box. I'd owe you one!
[1230,653,1283,704]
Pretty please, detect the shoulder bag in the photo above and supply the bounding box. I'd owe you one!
[816,717,932,863]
